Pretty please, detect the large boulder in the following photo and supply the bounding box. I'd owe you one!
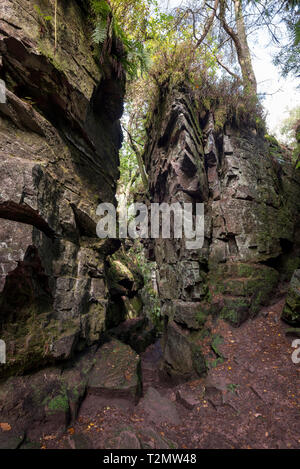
[87,339,142,402]
[105,249,145,328]
[109,316,157,353]
[106,251,144,298]
[0,339,141,439]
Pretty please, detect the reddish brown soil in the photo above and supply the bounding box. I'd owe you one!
[41,298,300,450]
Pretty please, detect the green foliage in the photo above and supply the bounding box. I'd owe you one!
[196,310,207,327]
[90,0,111,17]
[126,242,161,329]
[92,17,108,44]
[276,106,300,166]
[206,334,225,369]
[208,357,224,369]
[248,1,300,82]
[47,392,69,413]
[274,5,300,80]
[264,133,287,164]
[279,106,300,144]
[211,334,224,359]
[122,41,151,79]
[118,87,149,201]
[89,0,153,79]
[34,5,52,22]
[118,136,140,192]
[265,133,280,146]
[187,72,265,133]
[34,3,53,42]
[227,383,239,394]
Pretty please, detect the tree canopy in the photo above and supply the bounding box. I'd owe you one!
[88,0,300,194]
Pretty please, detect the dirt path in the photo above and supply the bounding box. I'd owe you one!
[42,298,300,450]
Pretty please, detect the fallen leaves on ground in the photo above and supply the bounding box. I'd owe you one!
[0,422,11,432]
[44,435,56,441]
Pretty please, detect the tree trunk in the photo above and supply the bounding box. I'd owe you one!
[233,0,257,96]
[219,0,257,98]
[123,126,148,192]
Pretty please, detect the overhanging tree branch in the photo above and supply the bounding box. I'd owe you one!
[203,40,242,81]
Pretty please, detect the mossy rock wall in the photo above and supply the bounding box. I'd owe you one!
[0,0,125,377]
[143,85,300,378]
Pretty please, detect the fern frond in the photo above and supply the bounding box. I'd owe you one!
[92,18,108,44]
[126,41,151,77]
[90,1,150,79]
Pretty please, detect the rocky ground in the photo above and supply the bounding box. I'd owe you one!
[18,293,298,450]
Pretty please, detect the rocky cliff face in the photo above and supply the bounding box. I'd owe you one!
[0,1,299,446]
[0,0,126,377]
[144,86,300,381]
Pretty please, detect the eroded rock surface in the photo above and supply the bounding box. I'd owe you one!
[0,0,125,376]
[144,86,300,379]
